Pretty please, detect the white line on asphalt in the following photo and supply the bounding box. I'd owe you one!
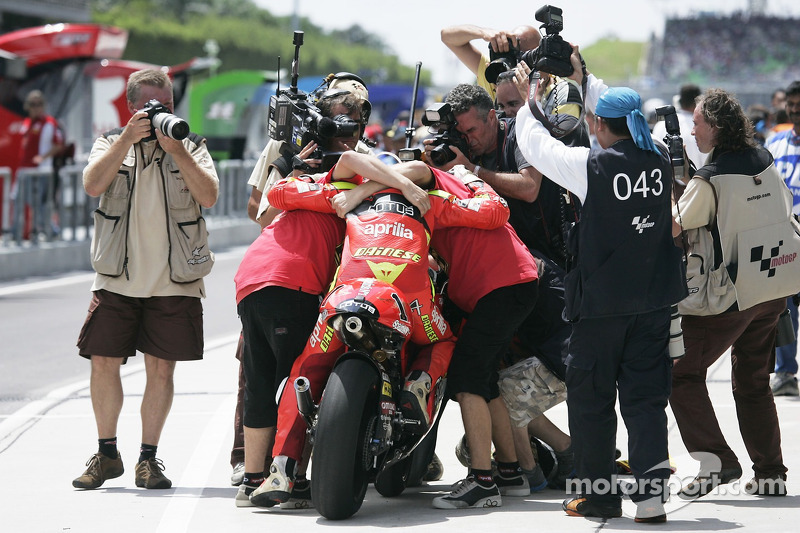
[0,272,95,296]
[155,390,236,533]
[0,334,240,451]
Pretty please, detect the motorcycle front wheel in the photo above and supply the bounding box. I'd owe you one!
[311,358,380,520]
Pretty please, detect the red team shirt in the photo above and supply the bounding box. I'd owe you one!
[267,169,510,345]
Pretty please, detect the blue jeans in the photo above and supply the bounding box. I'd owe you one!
[775,296,798,375]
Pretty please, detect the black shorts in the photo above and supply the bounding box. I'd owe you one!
[77,289,204,361]
[446,280,538,400]
[238,286,320,428]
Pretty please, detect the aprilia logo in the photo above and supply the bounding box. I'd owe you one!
[631,215,655,234]
[751,240,797,277]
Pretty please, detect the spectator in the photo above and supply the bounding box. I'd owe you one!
[765,80,800,397]
[441,24,540,100]
[651,83,704,171]
[671,88,793,500]
[516,46,687,522]
[15,90,64,240]
[73,69,219,490]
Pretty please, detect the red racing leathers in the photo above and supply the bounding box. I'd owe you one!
[267,169,509,461]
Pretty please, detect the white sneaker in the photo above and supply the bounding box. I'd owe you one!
[230,461,245,486]
[235,483,255,507]
[771,372,799,396]
[432,476,502,509]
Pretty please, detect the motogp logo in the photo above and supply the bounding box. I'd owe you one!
[631,215,655,234]
[750,240,797,277]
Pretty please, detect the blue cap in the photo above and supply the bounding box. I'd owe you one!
[595,87,657,152]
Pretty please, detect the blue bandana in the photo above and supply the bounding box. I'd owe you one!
[595,87,657,152]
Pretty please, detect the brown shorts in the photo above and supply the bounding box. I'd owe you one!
[77,289,204,361]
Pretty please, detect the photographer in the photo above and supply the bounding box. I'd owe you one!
[424,82,583,268]
[670,88,792,500]
[74,69,219,491]
[516,46,686,522]
[248,73,373,227]
[441,23,540,101]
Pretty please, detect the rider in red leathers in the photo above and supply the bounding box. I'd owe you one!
[250,152,509,507]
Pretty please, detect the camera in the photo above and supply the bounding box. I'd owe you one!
[484,5,574,83]
[655,105,686,178]
[268,31,362,156]
[421,102,470,167]
[521,5,574,78]
[485,38,520,85]
[142,99,189,141]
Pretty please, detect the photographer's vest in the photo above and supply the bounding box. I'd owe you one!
[90,130,214,292]
[687,147,800,312]
[564,139,686,320]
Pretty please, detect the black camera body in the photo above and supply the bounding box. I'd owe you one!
[142,99,189,141]
[521,5,574,78]
[268,95,359,154]
[655,105,686,176]
[421,102,470,167]
[485,38,520,85]
[268,31,361,156]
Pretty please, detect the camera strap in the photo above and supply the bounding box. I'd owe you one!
[526,72,587,139]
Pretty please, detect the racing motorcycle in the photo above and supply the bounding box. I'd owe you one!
[294,277,446,520]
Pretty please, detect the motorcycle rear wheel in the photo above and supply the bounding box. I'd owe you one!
[311,358,380,520]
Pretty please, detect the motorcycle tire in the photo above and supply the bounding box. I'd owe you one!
[374,456,411,497]
[311,358,380,520]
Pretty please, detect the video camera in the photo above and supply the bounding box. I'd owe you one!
[142,99,189,141]
[655,105,686,179]
[484,5,574,84]
[268,32,362,156]
[421,102,470,167]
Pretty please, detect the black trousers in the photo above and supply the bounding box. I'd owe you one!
[566,308,672,505]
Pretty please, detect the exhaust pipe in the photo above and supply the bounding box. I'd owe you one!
[295,376,316,427]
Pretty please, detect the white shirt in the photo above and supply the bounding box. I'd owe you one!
[514,74,609,204]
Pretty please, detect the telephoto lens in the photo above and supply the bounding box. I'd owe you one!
[152,112,189,140]
[668,305,684,360]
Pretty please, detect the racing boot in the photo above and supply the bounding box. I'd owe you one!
[400,370,431,435]
[250,455,295,507]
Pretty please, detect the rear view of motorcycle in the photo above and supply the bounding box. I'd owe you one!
[295,278,447,520]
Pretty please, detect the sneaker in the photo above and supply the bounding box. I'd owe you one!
[563,496,622,518]
[551,446,575,490]
[230,461,245,486]
[522,464,548,492]
[744,475,787,496]
[495,470,530,496]
[279,478,314,509]
[134,458,172,489]
[401,371,431,434]
[432,476,502,509]
[635,501,667,523]
[250,458,293,508]
[72,452,124,489]
[423,453,444,482]
[455,434,471,468]
[771,372,799,396]
[677,465,742,500]
[235,484,257,507]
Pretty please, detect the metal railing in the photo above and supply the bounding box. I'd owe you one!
[0,160,256,247]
